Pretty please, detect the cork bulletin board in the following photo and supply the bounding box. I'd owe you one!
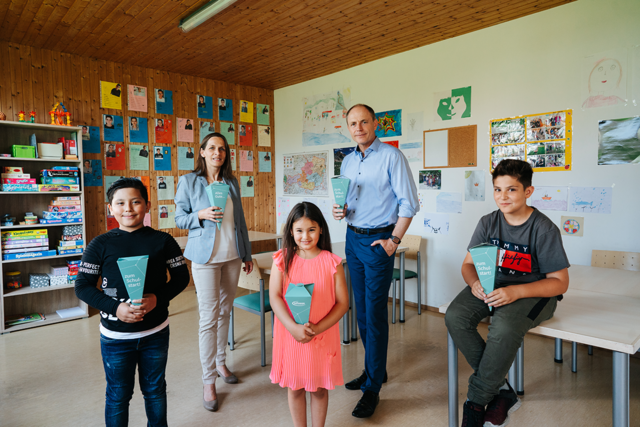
[423,124,477,169]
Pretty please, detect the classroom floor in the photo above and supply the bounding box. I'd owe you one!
[1,287,638,427]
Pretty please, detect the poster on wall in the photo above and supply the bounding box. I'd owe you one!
[221,122,235,145]
[219,98,233,122]
[200,122,216,143]
[158,204,176,229]
[375,110,402,138]
[155,89,173,115]
[258,125,271,146]
[464,170,485,202]
[434,86,471,121]
[239,100,253,123]
[129,144,150,171]
[568,187,612,214]
[240,150,253,172]
[560,216,584,237]
[302,88,351,146]
[581,49,627,109]
[83,160,102,187]
[103,114,124,142]
[153,146,171,171]
[400,142,423,164]
[155,119,172,145]
[277,197,291,229]
[128,85,147,112]
[178,146,195,170]
[177,118,194,142]
[197,95,213,120]
[156,176,175,200]
[490,110,572,172]
[230,148,236,171]
[283,152,328,196]
[132,176,151,201]
[100,81,122,110]
[239,124,253,146]
[530,186,568,211]
[333,147,355,175]
[257,104,270,125]
[424,213,450,235]
[81,125,100,153]
[597,117,640,165]
[128,117,148,143]
[104,176,125,203]
[436,192,462,214]
[405,111,424,140]
[259,152,272,172]
[241,176,255,197]
[105,143,125,170]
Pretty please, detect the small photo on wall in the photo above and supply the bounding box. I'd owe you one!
[218,98,233,122]
[129,144,150,171]
[258,125,271,147]
[197,95,213,120]
[158,204,176,229]
[241,176,254,197]
[257,104,270,125]
[221,122,235,145]
[419,170,441,190]
[128,84,147,112]
[81,125,100,153]
[200,121,216,143]
[156,176,175,201]
[177,118,194,142]
[230,149,236,171]
[83,160,102,187]
[155,88,174,115]
[178,146,195,171]
[105,143,125,170]
[129,117,149,143]
[155,118,172,145]
[103,114,124,142]
[154,146,171,171]
[259,151,272,172]
[240,150,253,172]
[239,124,253,146]
[239,100,253,123]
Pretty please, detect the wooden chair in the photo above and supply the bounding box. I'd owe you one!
[228,257,273,367]
[390,234,422,324]
[557,250,640,371]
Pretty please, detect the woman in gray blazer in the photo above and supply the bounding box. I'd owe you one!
[175,133,253,412]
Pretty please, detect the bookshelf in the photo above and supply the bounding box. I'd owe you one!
[0,121,88,334]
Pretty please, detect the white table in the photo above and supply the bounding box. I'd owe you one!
[175,230,282,250]
[442,265,640,427]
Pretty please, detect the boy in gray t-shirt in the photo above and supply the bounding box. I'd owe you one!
[445,159,570,427]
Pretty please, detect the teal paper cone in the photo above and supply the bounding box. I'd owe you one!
[117,255,149,305]
[331,176,350,223]
[205,182,230,230]
[469,243,498,295]
[285,283,315,324]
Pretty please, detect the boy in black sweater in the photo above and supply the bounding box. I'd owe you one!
[75,178,189,427]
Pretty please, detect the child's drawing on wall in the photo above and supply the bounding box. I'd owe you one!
[582,49,627,109]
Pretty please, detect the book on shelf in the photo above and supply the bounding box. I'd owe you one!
[5,313,46,327]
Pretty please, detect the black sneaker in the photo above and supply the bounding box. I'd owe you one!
[462,400,485,427]
[483,382,521,427]
[344,369,388,390]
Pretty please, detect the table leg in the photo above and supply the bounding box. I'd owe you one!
[612,351,629,427]
[508,355,518,387]
[399,251,406,323]
[448,332,459,427]
[350,267,357,341]
[517,341,524,395]
[277,237,282,250]
[555,338,563,363]
[572,341,578,373]
[342,270,351,345]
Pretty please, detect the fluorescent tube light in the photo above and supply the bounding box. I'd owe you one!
[178,0,238,33]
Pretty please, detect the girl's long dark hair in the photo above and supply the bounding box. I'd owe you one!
[282,202,332,277]
[194,133,234,181]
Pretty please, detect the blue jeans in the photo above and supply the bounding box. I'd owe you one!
[100,326,170,427]
[345,227,396,393]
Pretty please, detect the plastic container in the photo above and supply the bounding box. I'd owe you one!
[5,271,22,289]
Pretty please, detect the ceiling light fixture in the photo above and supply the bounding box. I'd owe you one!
[178,0,238,33]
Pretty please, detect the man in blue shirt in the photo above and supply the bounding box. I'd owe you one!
[333,104,419,418]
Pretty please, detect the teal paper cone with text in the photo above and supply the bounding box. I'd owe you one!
[469,243,498,295]
[205,182,230,230]
[331,176,350,222]
[117,255,149,306]
[285,283,315,324]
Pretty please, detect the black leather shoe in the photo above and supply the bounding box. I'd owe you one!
[345,370,388,390]
[352,390,380,418]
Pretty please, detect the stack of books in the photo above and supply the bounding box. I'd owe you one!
[58,225,84,255]
[58,137,78,160]
[40,196,83,224]
[67,260,80,284]
[48,264,69,287]
[1,229,55,261]
[39,166,80,192]
[1,166,38,192]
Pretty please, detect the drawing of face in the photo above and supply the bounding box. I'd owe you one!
[449,95,467,119]
[589,58,622,94]
[437,97,452,120]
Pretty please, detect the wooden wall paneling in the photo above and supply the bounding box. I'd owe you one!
[30,46,45,122]
[0,42,11,117]
[18,44,34,117]
[8,44,22,121]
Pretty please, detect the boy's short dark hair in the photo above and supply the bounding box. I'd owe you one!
[105,115,113,120]
[107,178,148,204]
[492,159,533,189]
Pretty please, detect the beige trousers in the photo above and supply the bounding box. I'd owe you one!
[191,257,242,384]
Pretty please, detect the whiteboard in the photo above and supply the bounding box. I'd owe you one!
[423,130,448,167]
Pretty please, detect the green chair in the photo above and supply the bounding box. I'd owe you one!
[391,235,422,324]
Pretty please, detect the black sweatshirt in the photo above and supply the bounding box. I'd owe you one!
[75,227,190,333]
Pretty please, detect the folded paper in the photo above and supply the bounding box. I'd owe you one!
[117,255,149,305]
[285,283,314,325]
[469,243,498,296]
[331,176,350,222]
[205,182,230,230]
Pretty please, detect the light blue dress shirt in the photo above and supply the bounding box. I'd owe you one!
[340,138,419,228]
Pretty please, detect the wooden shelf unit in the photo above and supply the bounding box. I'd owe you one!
[0,121,88,334]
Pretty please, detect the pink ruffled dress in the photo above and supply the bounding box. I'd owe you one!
[269,249,344,391]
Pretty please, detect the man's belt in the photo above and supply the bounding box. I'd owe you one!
[347,224,395,235]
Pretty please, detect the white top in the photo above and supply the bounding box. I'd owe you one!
[208,194,239,263]
[100,318,169,340]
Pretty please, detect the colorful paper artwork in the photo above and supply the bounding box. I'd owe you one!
[419,170,441,190]
[400,142,423,163]
[178,146,195,171]
[155,89,173,115]
[100,81,122,110]
[81,125,100,153]
[240,150,253,172]
[156,175,175,201]
[405,112,424,140]
[302,88,351,146]
[424,213,450,235]
[197,95,213,120]
[239,124,253,146]
[381,140,399,148]
[129,144,150,171]
[200,122,216,143]
[277,197,291,228]
[257,104,270,125]
[434,86,471,121]
[582,49,627,109]
[230,148,236,171]
[218,98,233,122]
[241,176,255,197]
[283,152,329,196]
[103,114,124,142]
[132,176,151,201]
[598,117,640,165]
[128,85,147,112]
[568,187,612,214]
[259,151,272,172]
[153,146,171,171]
[158,204,176,229]
[221,122,235,145]
[490,110,572,172]
[560,216,584,237]
[128,117,148,143]
[177,118,194,142]
[436,192,462,214]
[105,143,125,170]
[83,160,102,187]
[155,118,172,145]
[333,147,355,175]
[530,186,568,211]
[464,171,485,202]
[375,109,402,138]
[240,100,253,123]
[258,125,271,146]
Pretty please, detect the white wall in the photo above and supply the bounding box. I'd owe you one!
[273,0,640,308]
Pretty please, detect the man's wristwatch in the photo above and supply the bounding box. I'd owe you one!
[390,236,401,244]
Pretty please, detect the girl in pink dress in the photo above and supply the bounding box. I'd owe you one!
[269,202,349,427]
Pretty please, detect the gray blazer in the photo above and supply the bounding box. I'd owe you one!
[174,172,251,264]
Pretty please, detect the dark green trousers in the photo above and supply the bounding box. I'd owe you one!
[445,286,557,405]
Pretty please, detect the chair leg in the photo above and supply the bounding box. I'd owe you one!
[516,341,524,395]
[572,341,578,373]
[555,338,563,363]
[417,252,422,315]
[588,345,593,355]
[392,280,397,324]
[260,280,266,367]
[229,307,235,351]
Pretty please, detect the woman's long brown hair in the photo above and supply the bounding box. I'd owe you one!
[282,202,332,277]
[193,133,234,181]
